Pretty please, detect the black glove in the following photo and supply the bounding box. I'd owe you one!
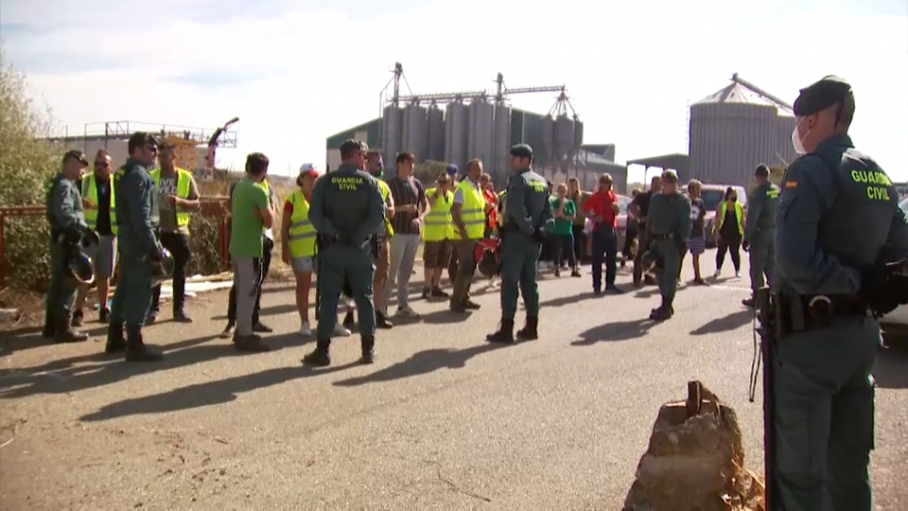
[531,227,547,244]
[742,240,750,252]
[861,259,908,317]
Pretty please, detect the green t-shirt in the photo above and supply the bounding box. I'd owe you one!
[229,179,269,258]
[552,198,576,235]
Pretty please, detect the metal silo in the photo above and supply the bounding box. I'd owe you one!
[689,77,798,187]
[444,101,469,171]
[427,104,445,162]
[381,105,403,169]
[492,105,511,182]
[541,114,555,169]
[572,118,584,163]
[468,100,495,173]
[554,114,574,166]
[401,103,429,161]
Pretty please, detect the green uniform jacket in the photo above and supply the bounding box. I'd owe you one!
[503,169,553,235]
[744,181,780,244]
[45,173,87,233]
[646,192,692,240]
[309,163,385,246]
[115,158,160,258]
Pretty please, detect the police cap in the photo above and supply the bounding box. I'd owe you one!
[754,164,770,178]
[509,143,533,159]
[62,149,89,166]
[793,76,852,117]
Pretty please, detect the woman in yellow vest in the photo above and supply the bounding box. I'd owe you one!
[422,174,455,299]
[280,164,321,337]
[712,186,744,278]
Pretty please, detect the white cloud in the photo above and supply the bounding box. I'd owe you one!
[2,0,906,184]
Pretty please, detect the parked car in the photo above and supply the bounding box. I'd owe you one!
[880,195,908,337]
[700,184,748,248]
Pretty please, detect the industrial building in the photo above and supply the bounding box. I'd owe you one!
[326,63,627,192]
[44,120,239,179]
[627,74,798,188]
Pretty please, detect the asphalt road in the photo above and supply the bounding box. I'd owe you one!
[1,256,906,511]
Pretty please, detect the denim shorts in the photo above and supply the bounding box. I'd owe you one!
[292,256,315,273]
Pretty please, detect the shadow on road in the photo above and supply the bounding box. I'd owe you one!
[79,361,361,421]
[0,332,302,399]
[0,323,112,357]
[689,309,754,336]
[333,344,501,387]
[538,292,599,308]
[873,343,908,389]
[419,308,474,324]
[572,318,654,346]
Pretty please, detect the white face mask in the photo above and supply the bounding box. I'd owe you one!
[791,117,809,155]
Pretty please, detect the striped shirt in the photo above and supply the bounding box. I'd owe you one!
[387,175,427,235]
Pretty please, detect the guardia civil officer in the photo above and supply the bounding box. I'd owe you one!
[486,144,553,344]
[741,164,780,308]
[105,132,165,362]
[770,76,908,510]
[302,139,385,366]
[42,150,95,343]
[644,170,691,321]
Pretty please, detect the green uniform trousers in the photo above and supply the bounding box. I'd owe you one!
[45,239,78,323]
[499,234,541,320]
[772,316,878,511]
[654,239,681,304]
[317,245,375,341]
[109,255,153,328]
[749,231,775,292]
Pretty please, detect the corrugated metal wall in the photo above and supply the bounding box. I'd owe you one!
[689,103,797,187]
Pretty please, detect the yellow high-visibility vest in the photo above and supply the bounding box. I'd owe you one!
[452,179,486,240]
[82,173,118,235]
[150,167,194,227]
[285,190,316,258]
[423,187,454,242]
[378,179,394,237]
[718,201,744,235]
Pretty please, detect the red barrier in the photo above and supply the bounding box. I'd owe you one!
[0,197,230,288]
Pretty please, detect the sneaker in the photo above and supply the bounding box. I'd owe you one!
[554,269,561,277]
[219,322,235,339]
[395,305,419,318]
[333,323,352,337]
[299,322,313,337]
[376,312,394,329]
[735,271,740,278]
[174,310,193,323]
[571,269,581,278]
[252,321,273,333]
[430,287,449,298]
[713,270,721,278]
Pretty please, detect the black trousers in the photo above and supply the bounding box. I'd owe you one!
[716,235,741,272]
[151,231,192,314]
[571,224,586,264]
[228,237,273,325]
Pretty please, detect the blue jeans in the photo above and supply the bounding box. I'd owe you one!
[591,225,618,290]
[552,233,576,268]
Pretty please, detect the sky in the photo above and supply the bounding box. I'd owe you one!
[1,0,906,185]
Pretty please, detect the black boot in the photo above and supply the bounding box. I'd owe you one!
[742,297,756,308]
[516,316,539,341]
[360,336,375,365]
[125,326,163,362]
[105,322,126,354]
[649,299,674,321]
[54,315,88,343]
[376,311,394,329]
[303,340,331,367]
[486,319,515,344]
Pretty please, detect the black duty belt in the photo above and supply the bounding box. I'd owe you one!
[778,293,869,335]
[650,233,675,241]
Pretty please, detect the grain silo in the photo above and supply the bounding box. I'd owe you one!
[467,100,495,173]
[492,104,511,181]
[572,118,584,163]
[689,74,797,187]
[401,103,429,160]
[554,114,575,168]
[426,103,445,162]
[381,105,403,168]
[444,101,469,171]
[540,114,555,169]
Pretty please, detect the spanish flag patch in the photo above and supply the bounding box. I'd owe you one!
[785,181,798,189]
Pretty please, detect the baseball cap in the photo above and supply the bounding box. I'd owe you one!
[299,163,320,177]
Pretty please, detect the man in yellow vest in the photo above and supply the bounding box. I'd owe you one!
[73,149,118,325]
[422,173,454,300]
[147,142,201,323]
[450,159,491,313]
[365,150,395,329]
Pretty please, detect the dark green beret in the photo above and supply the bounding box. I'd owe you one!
[509,143,533,159]
[754,164,770,178]
[793,76,852,117]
